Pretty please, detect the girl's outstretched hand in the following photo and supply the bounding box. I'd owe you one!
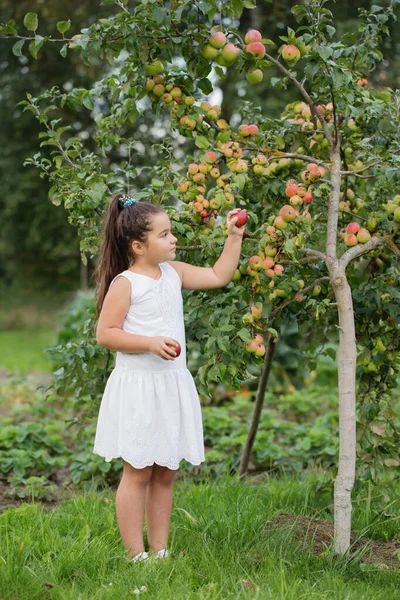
[226,209,247,237]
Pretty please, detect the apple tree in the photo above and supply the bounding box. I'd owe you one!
[2,0,400,554]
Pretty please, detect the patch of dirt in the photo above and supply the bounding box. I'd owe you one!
[266,512,400,569]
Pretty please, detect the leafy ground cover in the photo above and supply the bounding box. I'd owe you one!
[1,474,400,600]
[0,373,342,502]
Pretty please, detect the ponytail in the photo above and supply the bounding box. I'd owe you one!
[93,195,165,321]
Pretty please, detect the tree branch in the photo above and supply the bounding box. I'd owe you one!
[338,235,386,269]
[267,152,330,169]
[300,247,327,262]
[340,159,385,175]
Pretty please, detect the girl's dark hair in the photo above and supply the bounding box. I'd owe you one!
[93,194,165,321]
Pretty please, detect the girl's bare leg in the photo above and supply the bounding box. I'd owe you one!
[115,461,153,558]
[145,464,177,553]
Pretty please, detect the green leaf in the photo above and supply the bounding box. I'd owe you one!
[152,179,164,187]
[242,0,257,7]
[197,78,213,95]
[28,36,44,59]
[267,328,279,341]
[315,46,333,61]
[24,12,38,32]
[231,0,244,17]
[60,43,68,58]
[12,39,25,57]
[238,328,251,342]
[0,20,18,35]
[82,93,94,110]
[195,135,210,149]
[56,20,71,34]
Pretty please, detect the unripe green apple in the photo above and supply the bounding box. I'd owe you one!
[202,44,219,60]
[264,245,277,257]
[145,78,155,91]
[357,228,371,243]
[145,60,164,76]
[153,84,165,97]
[366,217,378,232]
[232,269,241,282]
[394,206,400,223]
[242,312,254,325]
[312,285,321,296]
[246,69,263,84]
[373,338,386,353]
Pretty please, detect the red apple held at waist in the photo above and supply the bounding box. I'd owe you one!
[167,342,181,357]
[235,210,249,227]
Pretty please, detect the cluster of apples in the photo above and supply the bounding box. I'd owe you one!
[338,188,365,215]
[339,222,372,246]
[202,28,266,66]
[300,163,326,185]
[245,334,266,358]
[384,195,400,223]
[285,179,313,206]
[288,101,333,127]
[177,149,244,223]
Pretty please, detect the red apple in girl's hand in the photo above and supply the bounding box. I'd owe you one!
[235,210,249,227]
[167,342,181,357]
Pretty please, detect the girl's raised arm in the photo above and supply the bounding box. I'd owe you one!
[171,209,246,291]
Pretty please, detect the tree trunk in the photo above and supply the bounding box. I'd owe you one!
[238,333,277,478]
[331,267,357,554]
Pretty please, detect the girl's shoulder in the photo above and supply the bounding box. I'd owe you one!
[164,261,183,286]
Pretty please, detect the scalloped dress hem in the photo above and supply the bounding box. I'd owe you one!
[93,452,206,471]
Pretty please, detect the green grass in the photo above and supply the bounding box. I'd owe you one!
[1,473,399,600]
[0,328,58,372]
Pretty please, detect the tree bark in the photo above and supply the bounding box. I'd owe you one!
[330,266,357,554]
[238,333,276,478]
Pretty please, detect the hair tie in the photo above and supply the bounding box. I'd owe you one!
[119,195,137,208]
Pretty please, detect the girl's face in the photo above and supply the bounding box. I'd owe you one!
[143,212,178,262]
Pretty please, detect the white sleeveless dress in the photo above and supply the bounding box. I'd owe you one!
[93,261,205,470]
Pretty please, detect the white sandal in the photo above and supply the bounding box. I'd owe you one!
[131,551,149,563]
[154,548,169,559]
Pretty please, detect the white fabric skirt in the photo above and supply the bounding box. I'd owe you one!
[93,367,205,470]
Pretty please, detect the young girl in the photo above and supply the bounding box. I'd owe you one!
[93,194,246,562]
